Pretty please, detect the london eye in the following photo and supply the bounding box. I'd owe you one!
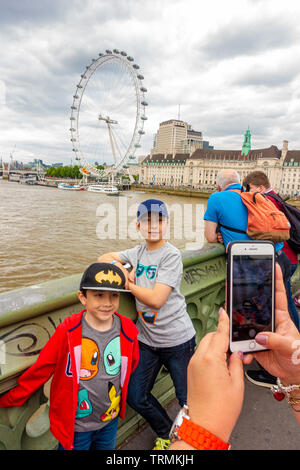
[70,49,148,180]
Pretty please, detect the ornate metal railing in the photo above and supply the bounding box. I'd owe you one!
[0,244,299,449]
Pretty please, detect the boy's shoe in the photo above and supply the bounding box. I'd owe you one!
[245,369,277,388]
[153,437,170,450]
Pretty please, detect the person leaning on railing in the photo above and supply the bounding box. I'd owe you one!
[169,263,300,450]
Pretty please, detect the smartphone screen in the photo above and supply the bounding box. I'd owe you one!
[231,254,274,343]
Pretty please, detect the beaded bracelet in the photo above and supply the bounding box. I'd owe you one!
[271,377,300,411]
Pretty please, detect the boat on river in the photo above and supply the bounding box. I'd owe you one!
[87,184,119,195]
[58,183,84,191]
[19,176,37,185]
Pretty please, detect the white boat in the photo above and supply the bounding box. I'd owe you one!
[19,176,37,185]
[87,185,119,195]
[58,183,84,191]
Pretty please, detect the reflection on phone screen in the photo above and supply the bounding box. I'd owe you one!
[232,255,273,342]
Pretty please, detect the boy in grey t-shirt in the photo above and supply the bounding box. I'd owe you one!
[98,199,196,450]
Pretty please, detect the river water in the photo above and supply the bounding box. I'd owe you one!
[0,180,208,294]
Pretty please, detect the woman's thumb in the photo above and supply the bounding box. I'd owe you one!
[255,332,292,354]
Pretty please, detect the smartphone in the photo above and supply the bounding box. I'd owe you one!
[227,241,275,354]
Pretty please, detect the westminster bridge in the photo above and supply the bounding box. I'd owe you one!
[0,243,299,450]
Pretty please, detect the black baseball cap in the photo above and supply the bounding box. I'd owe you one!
[79,262,129,292]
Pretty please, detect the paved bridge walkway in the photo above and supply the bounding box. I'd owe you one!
[118,367,300,451]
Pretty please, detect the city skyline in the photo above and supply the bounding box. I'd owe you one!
[1,0,300,166]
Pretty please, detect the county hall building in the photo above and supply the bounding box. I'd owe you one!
[138,121,300,197]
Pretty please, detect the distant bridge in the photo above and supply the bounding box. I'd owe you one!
[0,168,45,180]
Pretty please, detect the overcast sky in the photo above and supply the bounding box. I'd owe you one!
[1,0,300,166]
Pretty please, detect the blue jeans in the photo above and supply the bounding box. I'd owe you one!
[126,336,196,439]
[58,418,118,450]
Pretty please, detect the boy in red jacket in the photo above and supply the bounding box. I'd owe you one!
[0,263,139,450]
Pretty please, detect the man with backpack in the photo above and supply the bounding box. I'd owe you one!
[204,169,294,387]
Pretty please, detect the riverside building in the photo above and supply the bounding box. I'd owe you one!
[139,127,300,197]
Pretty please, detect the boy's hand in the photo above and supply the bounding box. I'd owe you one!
[128,266,136,284]
[110,261,130,290]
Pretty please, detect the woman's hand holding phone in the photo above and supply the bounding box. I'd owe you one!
[187,309,245,443]
[244,263,300,387]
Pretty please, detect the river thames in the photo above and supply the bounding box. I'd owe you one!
[0,180,208,294]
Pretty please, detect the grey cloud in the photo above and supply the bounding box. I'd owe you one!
[0,0,69,25]
[0,0,131,27]
[200,18,299,61]
[233,66,300,88]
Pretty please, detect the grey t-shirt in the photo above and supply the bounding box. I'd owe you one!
[119,241,195,347]
[74,314,121,432]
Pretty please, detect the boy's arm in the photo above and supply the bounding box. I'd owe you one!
[128,281,172,310]
[128,249,183,309]
[98,249,140,287]
[97,252,130,286]
[0,325,62,408]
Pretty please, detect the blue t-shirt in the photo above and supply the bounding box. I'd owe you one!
[204,184,283,251]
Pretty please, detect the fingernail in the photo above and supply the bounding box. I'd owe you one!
[218,307,223,317]
[255,334,268,345]
[237,351,244,360]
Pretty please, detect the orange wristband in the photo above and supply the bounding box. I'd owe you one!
[177,418,231,450]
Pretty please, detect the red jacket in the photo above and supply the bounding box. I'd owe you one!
[0,310,139,450]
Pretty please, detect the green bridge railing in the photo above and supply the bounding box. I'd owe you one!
[0,244,299,450]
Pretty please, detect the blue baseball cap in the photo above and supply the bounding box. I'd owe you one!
[137,199,169,221]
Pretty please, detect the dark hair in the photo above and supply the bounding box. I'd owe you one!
[243,171,270,189]
[80,289,87,297]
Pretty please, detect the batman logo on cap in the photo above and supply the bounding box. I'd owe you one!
[95,270,122,286]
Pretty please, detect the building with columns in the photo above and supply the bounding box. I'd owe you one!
[139,128,300,197]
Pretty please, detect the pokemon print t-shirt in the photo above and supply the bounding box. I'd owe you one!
[119,241,195,348]
[75,314,121,432]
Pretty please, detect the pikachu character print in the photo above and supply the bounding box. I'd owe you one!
[100,382,121,422]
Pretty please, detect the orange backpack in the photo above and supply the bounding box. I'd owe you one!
[220,190,291,242]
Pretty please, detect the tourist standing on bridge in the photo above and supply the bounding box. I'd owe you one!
[204,169,292,388]
[98,199,196,450]
[0,262,139,450]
